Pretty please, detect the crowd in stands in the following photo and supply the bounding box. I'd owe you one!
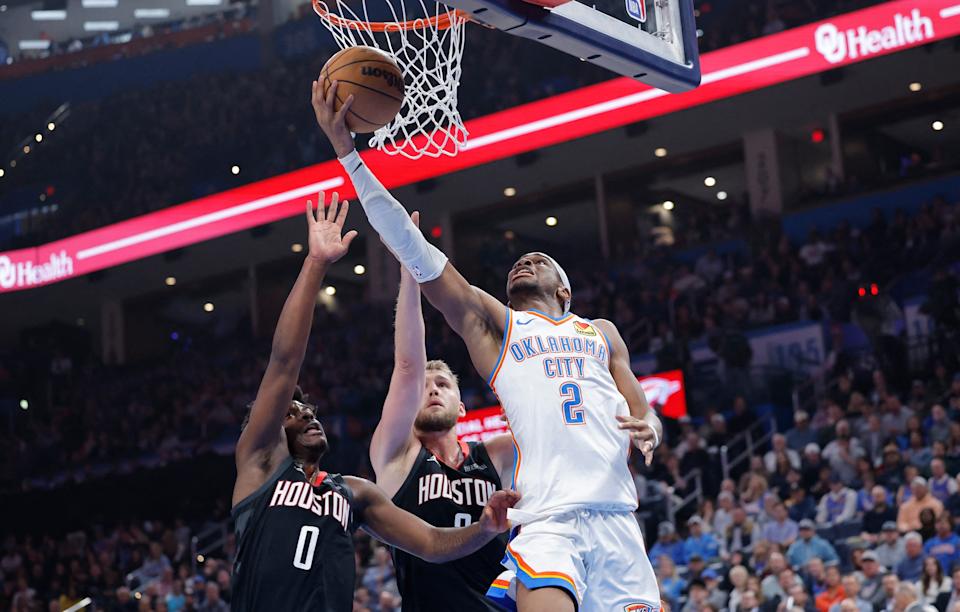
[0,0,895,250]
[642,353,960,612]
[0,516,238,612]
[3,344,960,610]
[0,2,255,68]
[2,189,959,492]
[474,193,960,366]
[0,185,956,610]
[0,509,414,611]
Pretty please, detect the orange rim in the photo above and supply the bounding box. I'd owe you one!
[312,0,468,31]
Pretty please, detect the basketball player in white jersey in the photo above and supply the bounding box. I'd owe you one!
[314,80,663,612]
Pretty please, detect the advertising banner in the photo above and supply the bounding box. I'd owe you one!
[4,0,958,292]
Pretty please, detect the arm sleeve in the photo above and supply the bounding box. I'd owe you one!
[339,150,448,283]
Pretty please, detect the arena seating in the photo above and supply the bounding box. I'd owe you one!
[2,184,958,610]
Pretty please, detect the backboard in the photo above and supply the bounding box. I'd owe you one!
[441,0,701,91]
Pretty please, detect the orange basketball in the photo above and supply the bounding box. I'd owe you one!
[321,46,405,134]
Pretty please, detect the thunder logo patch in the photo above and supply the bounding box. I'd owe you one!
[573,321,596,336]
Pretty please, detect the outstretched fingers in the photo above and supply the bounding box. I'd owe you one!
[342,229,359,250]
[334,199,349,228]
[324,80,339,112]
[334,94,354,125]
[323,192,339,222]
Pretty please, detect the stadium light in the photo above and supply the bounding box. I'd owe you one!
[662,201,675,211]
[135,8,171,17]
[654,147,668,158]
[203,302,214,312]
[324,286,336,296]
[503,187,517,197]
[353,264,365,275]
[231,165,240,175]
[0,169,4,178]
[545,216,558,227]
[47,122,55,131]
[704,176,716,187]
[164,276,176,286]
[31,10,67,19]
[908,82,922,92]
[19,40,52,50]
[186,0,222,5]
[504,230,515,240]
[717,191,728,200]
[83,20,119,31]
[23,145,30,154]
[932,121,944,131]
[82,0,118,6]
[291,243,303,253]
[35,134,43,143]
[19,399,29,410]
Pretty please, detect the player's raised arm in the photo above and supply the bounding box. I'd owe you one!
[369,258,426,478]
[311,80,505,378]
[345,476,518,563]
[234,195,357,485]
[593,319,663,465]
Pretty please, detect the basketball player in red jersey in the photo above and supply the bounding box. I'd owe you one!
[231,192,518,611]
[315,80,662,612]
[370,213,516,611]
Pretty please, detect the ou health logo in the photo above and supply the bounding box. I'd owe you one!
[814,9,935,65]
[0,256,14,289]
[814,23,847,64]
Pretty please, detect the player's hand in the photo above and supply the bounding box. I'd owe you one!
[311,79,356,158]
[306,191,358,265]
[616,414,658,466]
[479,490,520,534]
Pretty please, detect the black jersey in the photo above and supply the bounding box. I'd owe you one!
[391,440,508,612]
[231,457,357,612]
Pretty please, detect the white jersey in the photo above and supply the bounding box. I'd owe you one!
[489,308,638,517]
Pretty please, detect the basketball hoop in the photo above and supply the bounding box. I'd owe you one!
[313,0,469,159]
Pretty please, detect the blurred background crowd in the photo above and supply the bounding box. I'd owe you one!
[2,0,959,609]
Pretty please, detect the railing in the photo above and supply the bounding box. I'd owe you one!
[192,520,231,572]
[719,416,777,481]
[665,468,703,525]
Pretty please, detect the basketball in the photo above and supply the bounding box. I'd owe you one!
[321,46,405,134]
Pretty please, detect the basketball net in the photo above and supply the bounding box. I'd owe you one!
[313,0,468,159]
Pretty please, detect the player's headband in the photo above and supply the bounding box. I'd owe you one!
[530,252,571,313]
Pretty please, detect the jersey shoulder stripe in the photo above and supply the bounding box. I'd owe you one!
[487,307,513,390]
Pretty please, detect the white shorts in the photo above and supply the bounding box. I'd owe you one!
[486,509,661,612]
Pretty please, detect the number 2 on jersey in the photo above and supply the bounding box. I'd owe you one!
[559,382,585,425]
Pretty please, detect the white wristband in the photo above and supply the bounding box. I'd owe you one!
[649,425,661,449]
